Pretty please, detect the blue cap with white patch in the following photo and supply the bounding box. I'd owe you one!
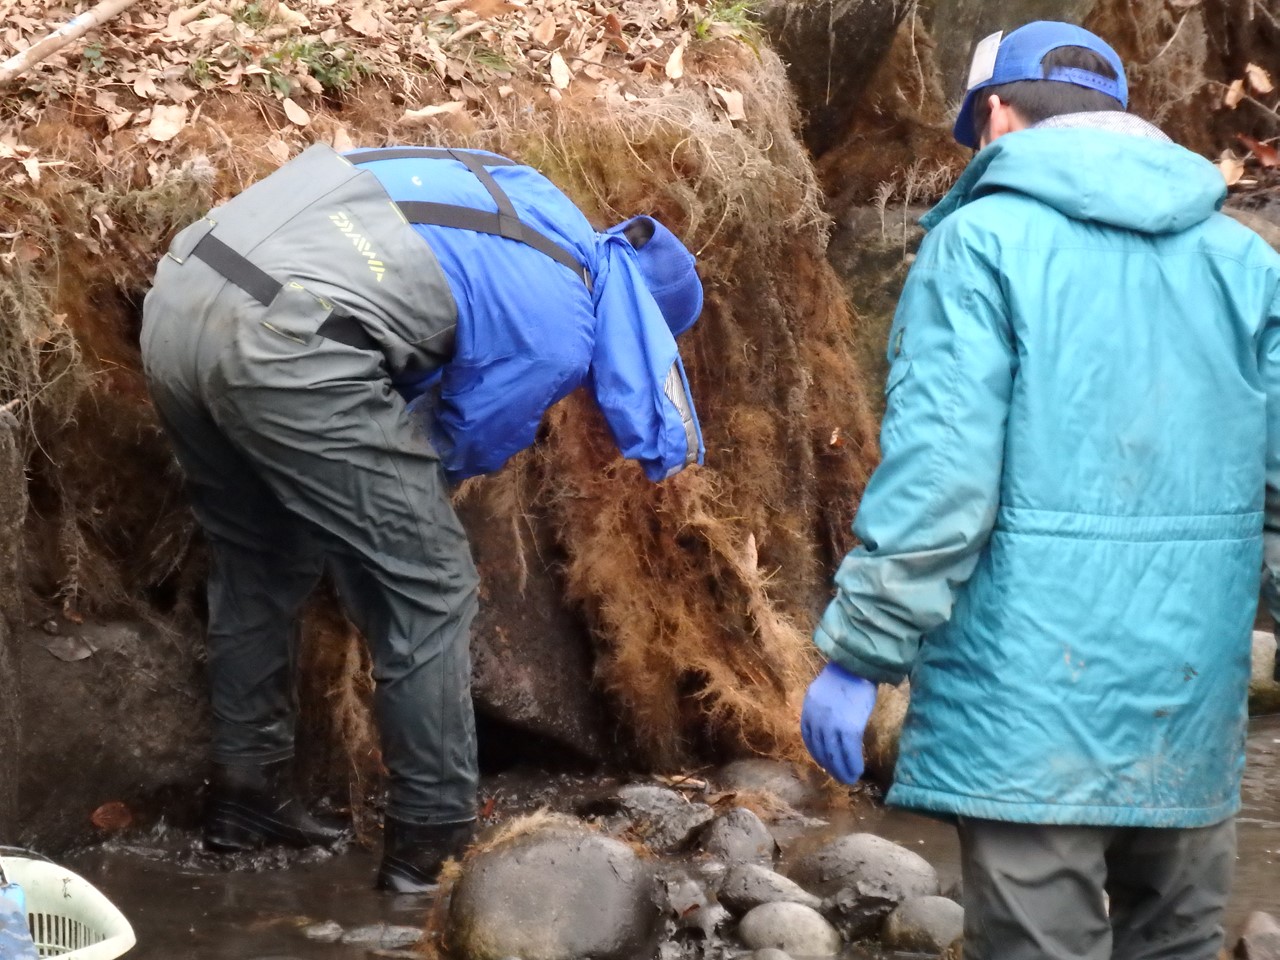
[953,21,1128,148]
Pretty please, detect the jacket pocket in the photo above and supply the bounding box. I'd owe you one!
[259,281,336,344]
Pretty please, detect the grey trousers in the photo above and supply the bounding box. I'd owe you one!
[958,817,1235,960]
[141,254,480,826]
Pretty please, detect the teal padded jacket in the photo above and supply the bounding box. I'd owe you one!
[815,123,1280,827]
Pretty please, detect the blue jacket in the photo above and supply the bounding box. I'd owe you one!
[816,123,1280,827]
[348,149,704,483]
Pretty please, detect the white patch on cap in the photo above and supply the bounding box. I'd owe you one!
[966,31,1003,90]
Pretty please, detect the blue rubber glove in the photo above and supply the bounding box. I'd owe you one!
[801,663,877,784]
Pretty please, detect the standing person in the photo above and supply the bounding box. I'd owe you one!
[141,144,704,891]
[801,21,1280,960]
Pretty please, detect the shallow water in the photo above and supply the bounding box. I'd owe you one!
[63,716,1280,959]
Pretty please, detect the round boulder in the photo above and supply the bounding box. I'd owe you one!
[738,902,842,957]
[449,824,660,960]
[697,808,778,865]
[790,833,939,940]
[882,896,964,954]
[720,863,822,915]
[715,759,820,809]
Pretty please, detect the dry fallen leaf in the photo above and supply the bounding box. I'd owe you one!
[20,157,38,182]
[147,103,189,142]
[267,138,291,163]
[398,101,466,124]
[665,37,687,80]
[714,86,745,121]
[282,97,311,126]
[331,123,355,153]
[347,5,383,37]
[1224,78,1245,109]
[659,0,680,24]
[1217,155,1245,186]
[1246,62,1275,95]
[532,15,556,45]
[549,50,571,88]
[1238,133,1280,168]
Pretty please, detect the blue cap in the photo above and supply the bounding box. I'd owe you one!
[953,21,1127,148]
[606,215,703,337]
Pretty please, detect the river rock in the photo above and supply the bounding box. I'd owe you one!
[590,784,716,852]
[663,869,732,940]
[737,902,842,956]
[882,896,964,953]
[1237,910,1280,959]
[339,925,423,949]
[449,823,661,960]
[1250,630,1280,715]
[714,759,821,809]
[791,833,940,939]
[696,808,779,865]
[302,921,343,942]
[720,863,822,915]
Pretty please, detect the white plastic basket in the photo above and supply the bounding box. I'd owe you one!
[0,851,134,960]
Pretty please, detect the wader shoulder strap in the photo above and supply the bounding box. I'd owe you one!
[349,147,592,290]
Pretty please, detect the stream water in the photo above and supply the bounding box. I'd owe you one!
[62,715,1280,960]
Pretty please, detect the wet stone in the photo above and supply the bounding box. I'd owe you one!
[1237,910,1280,959]
[596,784,716,852]
[719,863,822,915]
[882,896,964,954]
[339,924,423,949]
[449,824,660,960]
[302,920,343,942]
[737,902,842,956]
[752,949,794,960]
[663,869,732,940]
[791,833,939,940]
[697,808,778,866]
[715,759,820,809]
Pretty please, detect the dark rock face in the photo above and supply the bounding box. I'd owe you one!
[760,0,909,156]
[0,412,23,837]
[449,824,661,960]
[790,833,940,940]
[16,619,208,849]
[459,491,609,762]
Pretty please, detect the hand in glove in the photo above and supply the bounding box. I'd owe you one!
[801,662,877,784]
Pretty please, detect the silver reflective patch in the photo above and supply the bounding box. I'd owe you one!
[664,362,698,467]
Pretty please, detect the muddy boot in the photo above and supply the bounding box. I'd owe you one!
[376,816,476,892]
[204,759,350,853]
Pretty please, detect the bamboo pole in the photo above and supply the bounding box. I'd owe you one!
[0,0,144,85]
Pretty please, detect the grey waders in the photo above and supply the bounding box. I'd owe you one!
[142,145,482,881]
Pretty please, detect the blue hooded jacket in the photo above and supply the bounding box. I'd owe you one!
[816,122,1280,827]
[348,149,704,483]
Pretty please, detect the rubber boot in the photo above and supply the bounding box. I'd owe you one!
[204,758,350,852]
[376,816,476,892]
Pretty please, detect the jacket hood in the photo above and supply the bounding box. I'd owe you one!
[922,125,1226,234]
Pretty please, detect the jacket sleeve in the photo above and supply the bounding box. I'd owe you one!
[588,241,704,481]
[1261,285,1280,630]
[430,352,580,483]
[815,221,1016,684]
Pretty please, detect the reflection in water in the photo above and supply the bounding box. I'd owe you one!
[65,716,1280,959]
